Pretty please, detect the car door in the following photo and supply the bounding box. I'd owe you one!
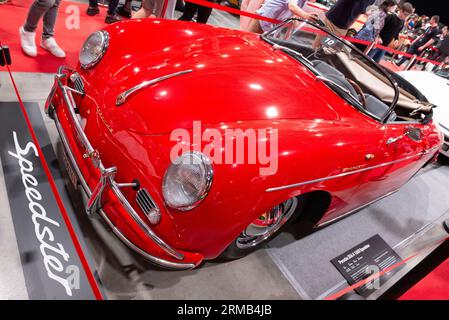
[378,122,428,192]
[318,121,396,224]
[347,121,427,209]
[344,122,400,209]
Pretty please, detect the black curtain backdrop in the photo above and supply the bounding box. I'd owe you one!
[406,0,449,25]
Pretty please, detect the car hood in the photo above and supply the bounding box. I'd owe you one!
[81,20,341,134]
[398,71,449,128]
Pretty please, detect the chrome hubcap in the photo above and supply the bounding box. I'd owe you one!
[236,198,298,249]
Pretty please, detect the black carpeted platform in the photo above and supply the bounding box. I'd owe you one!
[267,164,449,299]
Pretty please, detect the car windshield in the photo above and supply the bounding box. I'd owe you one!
[261,19,400,123]
[435,68,449,80]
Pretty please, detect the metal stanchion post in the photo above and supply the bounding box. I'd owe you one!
[364,41,376,56]
[404,54,417,70]
[0,45,12,89]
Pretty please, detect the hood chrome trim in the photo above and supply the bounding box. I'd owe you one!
[115,69,193,106]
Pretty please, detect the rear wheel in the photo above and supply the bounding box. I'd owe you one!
[220,197,301,260]
[437,153,449,165]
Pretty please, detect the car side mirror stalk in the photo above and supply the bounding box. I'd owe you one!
[386,127,422,145]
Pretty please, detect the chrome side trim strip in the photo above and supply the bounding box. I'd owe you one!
[115,69,193,106]
[315,189,399,228]
[266,147,439,193]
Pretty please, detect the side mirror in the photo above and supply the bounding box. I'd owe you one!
[386,126,422,145]
[406,127,422,141]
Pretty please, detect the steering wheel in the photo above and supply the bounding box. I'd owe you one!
[347,79,367,109]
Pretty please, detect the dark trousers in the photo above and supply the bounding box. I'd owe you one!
[178,1,213,24]
[89,0,119,15]
[24,0,61,39]
[369,48,386,63]
[429,50,449,63]
[397,42,423,67]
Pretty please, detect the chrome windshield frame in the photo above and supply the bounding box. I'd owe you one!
[261,18,400,124]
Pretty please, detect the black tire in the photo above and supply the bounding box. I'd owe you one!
[47,104,55,120]
[219,197,304,260]
[437,153,449,165]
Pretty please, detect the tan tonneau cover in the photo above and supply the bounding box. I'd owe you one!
[336,52,426,111]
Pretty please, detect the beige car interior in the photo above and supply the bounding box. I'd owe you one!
[336,51,433,121]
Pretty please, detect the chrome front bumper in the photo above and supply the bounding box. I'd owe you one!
[48,66,196,270]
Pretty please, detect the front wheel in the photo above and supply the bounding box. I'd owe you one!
[220,197,301,260]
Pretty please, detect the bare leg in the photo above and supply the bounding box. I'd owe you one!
[247,18,263,34]
[132,8,152,18]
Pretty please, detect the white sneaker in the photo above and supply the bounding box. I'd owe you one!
[41,37,66,58]
[19,26,37,57]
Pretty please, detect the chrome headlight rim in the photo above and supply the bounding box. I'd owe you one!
[79,30,109,70]
[162,152,214,212]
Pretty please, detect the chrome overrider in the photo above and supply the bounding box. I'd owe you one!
[47,66,196,269]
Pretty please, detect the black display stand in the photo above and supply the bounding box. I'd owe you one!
[0,45,12,66]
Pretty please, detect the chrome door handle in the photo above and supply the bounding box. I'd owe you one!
[387,126,422,145]
[386,134,406,145]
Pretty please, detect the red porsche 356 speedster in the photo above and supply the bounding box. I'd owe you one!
[46,18,443,269]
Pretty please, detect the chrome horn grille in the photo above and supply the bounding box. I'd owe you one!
[136,189,161,225]
[69,72,85,96]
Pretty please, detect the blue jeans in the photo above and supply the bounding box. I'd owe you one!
[24,0,61,39]
[369,48,386,63]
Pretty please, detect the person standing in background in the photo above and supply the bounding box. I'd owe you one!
[248,0,319,34]
[311,0,375,49]
[133,0,176,19]
[322,0,376,37]
[413,15,423,30]
[428,26,449,68]
[407,15,418,30]
[117,0,135,18]
[178,0,215,24]
[86,0,122,24]
[396,15,440,67]
[240,0,266,31]
[354,0,397,51]
[19,0,65,58]
[368,2,414,62]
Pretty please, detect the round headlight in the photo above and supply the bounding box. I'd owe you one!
[162,152,213,211]
[79,30,109,69]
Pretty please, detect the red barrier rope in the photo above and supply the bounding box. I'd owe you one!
[324,235,449,300]
[184,0,280,23]
[182,0,448,68]
[0,44,104,300]
[305,1,365,26]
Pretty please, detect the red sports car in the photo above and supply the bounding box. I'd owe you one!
[46,18,443,269]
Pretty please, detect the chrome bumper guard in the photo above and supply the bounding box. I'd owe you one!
[49,66,195,270]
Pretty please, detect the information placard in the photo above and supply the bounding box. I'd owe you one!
[331,234,402,297]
